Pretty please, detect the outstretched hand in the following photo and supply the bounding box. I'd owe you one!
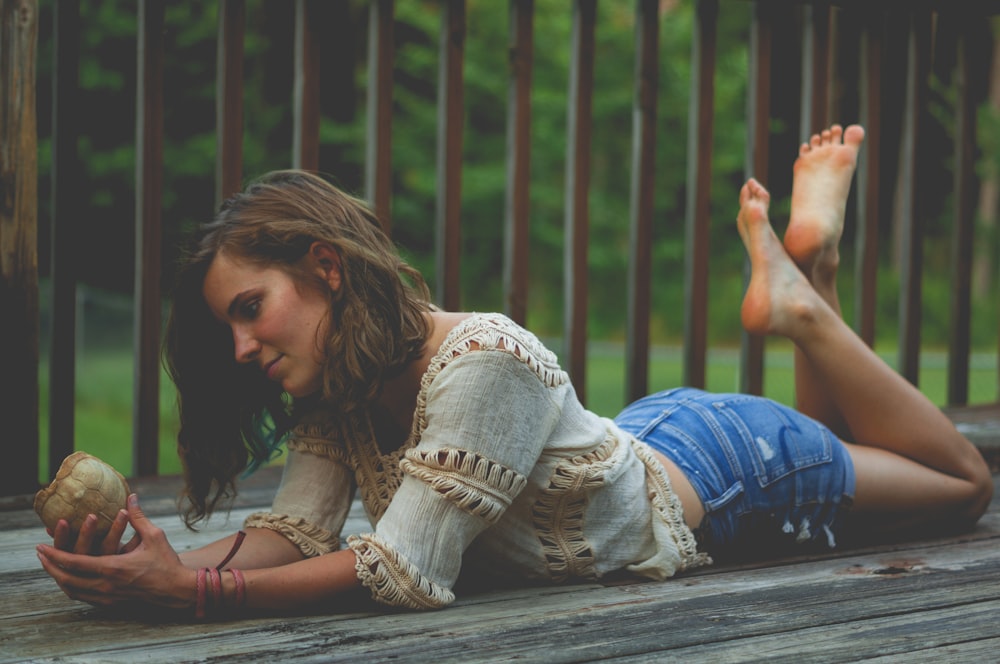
[37,494,195,610]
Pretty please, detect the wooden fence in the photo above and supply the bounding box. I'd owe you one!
[2,0,998,496]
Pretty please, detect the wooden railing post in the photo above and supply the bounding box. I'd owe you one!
[682,0,717,392]
[293,0,320,173]
[503,0,533,326]
[948,11,980,407]
[855,7,883,348]
[0,0,40,494]
[133,0,165,478]
[216,0,245,207]
[365,0,395,233]
[435,0,466,311]
[48,0,81,476]
[740,0,773,396]
[625,0,661,403]
[897,8,932,387]
[563,0,596,404]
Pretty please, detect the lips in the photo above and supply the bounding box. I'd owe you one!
[264,355,283,380]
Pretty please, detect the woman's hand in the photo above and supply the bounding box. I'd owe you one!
[47,506,136,556]
[37,494,195,610]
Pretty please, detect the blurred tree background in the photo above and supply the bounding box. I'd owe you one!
[32,0,1000,359]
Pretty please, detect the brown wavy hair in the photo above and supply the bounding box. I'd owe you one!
[164,170,431,528]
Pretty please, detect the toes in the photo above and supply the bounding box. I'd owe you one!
[844,124,865,147]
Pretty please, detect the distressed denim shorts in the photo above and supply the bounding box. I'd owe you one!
[615,387,855,556]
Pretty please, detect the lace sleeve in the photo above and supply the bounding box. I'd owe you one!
[348,349,562,609]
[244,420,355,558]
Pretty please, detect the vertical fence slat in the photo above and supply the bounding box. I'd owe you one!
[740,0,773,396]
[897,9,931,386]
[48,0,80,476]
[625,0,660,403]
[855,8,883,348]
[293,0,320,172]
[682,0,717,391]
[948,17,977,406]
[1,0,40,494]
[435,0,465,310]
[366,0,394,233]
[133,0,164,477]
[503,0,533,325]
[216,0,245,206]
[563,0,596,403]
[800,1,831,138]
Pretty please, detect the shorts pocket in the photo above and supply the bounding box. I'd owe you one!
[713,397,833,488]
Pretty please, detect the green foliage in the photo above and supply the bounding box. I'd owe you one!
[34,0,999,347]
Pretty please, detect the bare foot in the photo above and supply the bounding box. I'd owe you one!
[783,124,865,281]
[737,178,819,337]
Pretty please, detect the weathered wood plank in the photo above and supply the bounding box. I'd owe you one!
[3,471,996,663]
[4,536,998,663]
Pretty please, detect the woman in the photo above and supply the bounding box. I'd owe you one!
[37,125,993,616]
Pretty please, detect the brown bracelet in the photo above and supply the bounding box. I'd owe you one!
[215,530,247,570]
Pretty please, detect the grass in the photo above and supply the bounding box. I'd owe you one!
[37,342,999,485]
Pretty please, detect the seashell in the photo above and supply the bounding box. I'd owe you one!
[34,451,131,538]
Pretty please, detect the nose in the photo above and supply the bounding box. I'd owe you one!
[232,325,261,363]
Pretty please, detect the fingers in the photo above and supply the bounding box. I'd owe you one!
[36,549,123,607]
[74,514,101,555]
[102,509,130,556]
[52,519,74,551]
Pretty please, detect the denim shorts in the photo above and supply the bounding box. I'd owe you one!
[615,387,855,556]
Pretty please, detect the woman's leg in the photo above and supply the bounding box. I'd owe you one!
[781,124,865,440]
[737,178,992,530]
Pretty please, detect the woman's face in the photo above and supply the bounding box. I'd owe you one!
[202,252,330,398]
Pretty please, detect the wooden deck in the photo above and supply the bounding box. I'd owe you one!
[3,431,1000,663]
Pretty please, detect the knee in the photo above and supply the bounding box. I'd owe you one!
[958,456,994,525]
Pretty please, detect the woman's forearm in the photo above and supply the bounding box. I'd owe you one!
[178,527,305,570]
[239,548,362,610]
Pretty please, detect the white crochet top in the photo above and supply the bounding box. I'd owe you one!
[244,313,708,609]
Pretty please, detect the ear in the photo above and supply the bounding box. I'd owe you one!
[308,241,343,292]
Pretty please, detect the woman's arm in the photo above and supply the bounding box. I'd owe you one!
[178,528,305,570]
[36,494,361,615]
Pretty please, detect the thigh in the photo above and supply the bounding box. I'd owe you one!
[845,442,980,524]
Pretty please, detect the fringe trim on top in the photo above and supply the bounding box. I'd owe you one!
[400,448,528,525]
[243,512,341,558]
[347,413,408,525]
[287,438,351,466]
[630,440,712,571]
[530,432,624,582]
[348,533,455,610]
